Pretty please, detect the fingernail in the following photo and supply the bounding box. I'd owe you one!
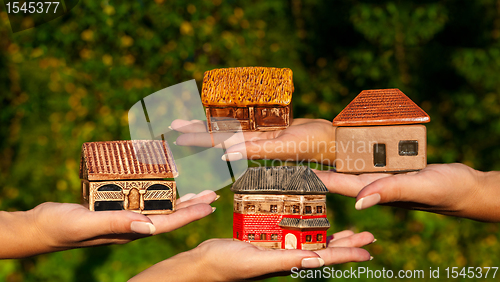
[131,222,156,235]
[214,195,220,202]
[212,207,216,213]
[301,257,325,269]
[355,193,381,210]
[221,152,243,161]
[370,256,374,261]
[173,141,177,145]
[372,239,377,243]
[168,126,172,130]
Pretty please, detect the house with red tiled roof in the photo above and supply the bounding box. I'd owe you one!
[333,89,430,173]
[80,140,178,214]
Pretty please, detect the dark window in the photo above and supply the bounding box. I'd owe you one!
[94,201,123,211]
[316,206,323,214]
[271,234,278,240]
[247,205,255,212]
[399,140,418,156]
[373,144,386,167]
[144,184,172,210]
[292,205,300,213]
[236,232,239,238]
[305,206,312,214]
[270,205,277,213]
[248,234,255,240]
[317,234,323,242]
[97,184,121,191]
[306,235,312,242]
[144,200,172,210]
[260,233,266,240]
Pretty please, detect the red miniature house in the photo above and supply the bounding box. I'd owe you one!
[231,166,330,251]
[333,89,430,173]
[201,67,294,132]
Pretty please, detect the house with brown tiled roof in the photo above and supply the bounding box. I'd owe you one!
[80,140,177,214]
[333,89,430,173]
[202,67,293,132]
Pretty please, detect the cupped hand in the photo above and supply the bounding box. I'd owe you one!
[8,190,217,258]
[129,230,374,282]
[171,118,336,165]
[315,163,495,221]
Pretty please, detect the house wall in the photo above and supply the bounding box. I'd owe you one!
[88,180,176,214]
[206,105,290,132]
[335,125,427,173]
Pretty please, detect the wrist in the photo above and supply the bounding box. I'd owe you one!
[472,170,500,222]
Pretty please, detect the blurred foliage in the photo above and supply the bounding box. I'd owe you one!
[1,0,500,281]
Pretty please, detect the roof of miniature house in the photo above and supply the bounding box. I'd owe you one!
[332,89,430,126]
[79,140,178,181]
[201,67,294,107]
[278,217,330,229]
[231,166,328,194]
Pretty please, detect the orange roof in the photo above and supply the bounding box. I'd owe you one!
[201,67,294,106]
[80,140,178,181]
[332,89,430,126]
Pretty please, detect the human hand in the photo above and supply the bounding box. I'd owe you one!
[129,230,374,282]
[315,163,497,222]
[1,190,217,259]
[171,118,336,165]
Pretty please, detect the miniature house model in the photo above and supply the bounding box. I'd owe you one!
[232,166,330,251]
[333,88,430,173]
[80,140,178,214]
[202,67,293,132]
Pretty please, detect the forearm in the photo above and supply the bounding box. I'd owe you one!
[0,209,49,259]
[129,249,211,282]
[468,170,500,222]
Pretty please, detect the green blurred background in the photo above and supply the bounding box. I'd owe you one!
[1,0,500,281]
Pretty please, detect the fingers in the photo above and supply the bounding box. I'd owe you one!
[250,249,323,273]
[177,193,196,204]
[176,190,218,209]
[314,171,392,198]
[327,231,374,248]
[148,203,214,234]
[76,209,155,238]
[327,230,355,243]
[355,173,429,210]
[171,119,207,133]
[223,135,299,161]
[315,247,372,265]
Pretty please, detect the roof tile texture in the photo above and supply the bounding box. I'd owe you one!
[332,89,430,126]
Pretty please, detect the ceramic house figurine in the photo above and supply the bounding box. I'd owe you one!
[232,166,330,251]
[333,88,430,173]
[201,67,294,132]
[80,140,178,214]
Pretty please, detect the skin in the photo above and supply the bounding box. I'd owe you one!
[0,190,217,259]
[172,118,500,222]
[129,230,374,282]
[171,118,336,165]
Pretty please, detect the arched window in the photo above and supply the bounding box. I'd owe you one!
[144,184,173,211]
[94,184,124,211]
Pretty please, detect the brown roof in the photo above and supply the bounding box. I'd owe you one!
[80,140,178,181]
[332,89,430,126]
[201,67,294,106]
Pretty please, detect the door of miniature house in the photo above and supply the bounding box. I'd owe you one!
[94,184,125,211]
[285,233,297,249]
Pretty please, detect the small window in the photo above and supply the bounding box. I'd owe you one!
[260,233,266,240]
[271,234,278,240]
[306,235,312,242]
[292,205,300,213]
[317,234,323,242]
[248,234,255,240]
[247,205,255,213]
[305,206,312,214]
[316,206,323,214]
[270,205,277,213]
[399,140,418,156]
[236,232,239,238]
[373,144,386,167]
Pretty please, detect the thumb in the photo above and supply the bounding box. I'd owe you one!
[80,210,156,236]
[354,173,425,210]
